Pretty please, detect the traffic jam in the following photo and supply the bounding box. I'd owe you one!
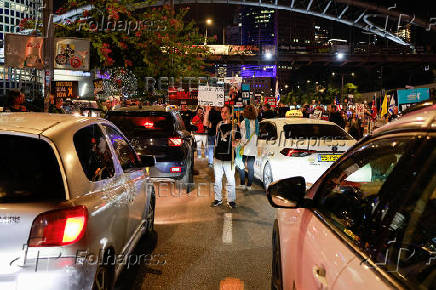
[0,100,435,289]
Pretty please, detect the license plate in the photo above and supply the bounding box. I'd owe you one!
[318,154,342,162]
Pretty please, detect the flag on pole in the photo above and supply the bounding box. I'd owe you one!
[371,96,377,119]
[380,94,388,117]
[388,95,395,114]
[274,79,279,104]
[335,96,342,111]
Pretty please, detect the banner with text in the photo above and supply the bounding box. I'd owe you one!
[198,86,225,107]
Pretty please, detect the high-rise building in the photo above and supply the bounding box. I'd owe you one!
[241,7,275,46]
[314,24,330,45]
[0,0,43,101]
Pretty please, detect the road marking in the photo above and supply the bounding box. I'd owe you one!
[222,213,232,244]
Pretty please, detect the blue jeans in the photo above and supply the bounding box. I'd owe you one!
[207,135,215,165]
[237,155,255,186]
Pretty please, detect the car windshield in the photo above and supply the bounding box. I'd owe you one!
[283,124,353,140]
[0,135,66,203]
[107,111,174,138]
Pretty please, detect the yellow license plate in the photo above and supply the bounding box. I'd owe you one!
[318,154,342,162]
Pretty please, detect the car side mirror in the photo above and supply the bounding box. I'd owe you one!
[267,176,309,208]
[140,155,155,168]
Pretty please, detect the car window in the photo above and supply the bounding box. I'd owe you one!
[104,126,139,172]
[106,111,174,138]
[74,124,115,182]
[314,137,417,247]
[363,140,436,289]
[283,124,353,140]
[0,135,66,203]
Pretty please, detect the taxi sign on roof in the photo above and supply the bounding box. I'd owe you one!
[286,110,303,118]
[166,105,179,112]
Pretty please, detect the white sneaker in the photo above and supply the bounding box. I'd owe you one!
[246,186,252,191]
[236,185,246,190]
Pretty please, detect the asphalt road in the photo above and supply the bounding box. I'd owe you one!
[115,156,276,290]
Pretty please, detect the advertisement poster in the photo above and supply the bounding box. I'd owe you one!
[397,88,430,105]
[198,86,225,107]
[54,38,90,71]
[5,34,44,69]
[52,81,79,99]
[224,76,242,105]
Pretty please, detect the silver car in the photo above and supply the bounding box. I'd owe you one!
[0,113,156,290]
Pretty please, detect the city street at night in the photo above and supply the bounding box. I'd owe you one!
[1,0,436,289]
[116,156,274,290]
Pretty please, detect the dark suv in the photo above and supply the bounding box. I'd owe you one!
[107,106,196,190]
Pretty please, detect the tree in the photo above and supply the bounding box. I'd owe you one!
[22,0,210,98]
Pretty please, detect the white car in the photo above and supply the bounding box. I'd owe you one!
[254,118,356,188]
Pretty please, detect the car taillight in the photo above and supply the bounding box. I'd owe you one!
[28,206,88,247]
[143,121,154,129]
[168,138,183,146]
[280,148,316,157]
[170,167,182,173]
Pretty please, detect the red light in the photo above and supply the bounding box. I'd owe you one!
[28,206,88,247]
[280,148,316,157]
[168,138,183,146]
[170,167,182,173]
[143,121,154,128]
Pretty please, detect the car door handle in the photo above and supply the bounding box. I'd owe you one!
[312,265,328,289]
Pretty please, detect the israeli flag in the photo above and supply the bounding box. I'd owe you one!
[388,96,395,114]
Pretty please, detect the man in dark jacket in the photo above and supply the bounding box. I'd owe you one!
[329,105,345,128]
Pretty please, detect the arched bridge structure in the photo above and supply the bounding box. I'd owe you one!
[137,0,436,47]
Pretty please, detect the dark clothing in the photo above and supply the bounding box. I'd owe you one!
[181,110,195,128]
[207,109,222,136]
[329,111,345,128]
[214,122,241,161]
[348,118,362,140]
[237,155,255,186]
[49,105,65,114]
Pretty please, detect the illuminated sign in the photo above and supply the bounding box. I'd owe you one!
[241,65,277,78]
[52,81,79,99]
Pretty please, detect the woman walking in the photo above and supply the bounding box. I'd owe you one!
[236,105,259,191]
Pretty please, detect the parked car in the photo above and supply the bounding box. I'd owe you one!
[0,112,156,290]
[106,106,196,191]
[255,117,356,188]
[267,106,436,290]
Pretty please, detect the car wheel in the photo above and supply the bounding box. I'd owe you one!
[263,162,273,189]
[272,220,283,290]
[146,192,155,234]
[92,256,115,290]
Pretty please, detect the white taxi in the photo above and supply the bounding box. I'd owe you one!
[254,117,356,188]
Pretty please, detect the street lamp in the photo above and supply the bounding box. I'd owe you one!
[336,52,345,61]
[204,18,213,45]
[265,52,273,60]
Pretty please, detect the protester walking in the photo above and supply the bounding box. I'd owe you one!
[236,105,259,191]
[191,107,207,158]
[211,105,241,209]
[204,106,222,167]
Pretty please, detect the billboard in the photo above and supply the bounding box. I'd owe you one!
[5,34,44,69]
[52,81,79,99]
[397,88,430,105]
[54,38,90,71]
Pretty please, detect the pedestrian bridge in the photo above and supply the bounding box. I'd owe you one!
[56,0,436,47]
[138,0,435,47]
